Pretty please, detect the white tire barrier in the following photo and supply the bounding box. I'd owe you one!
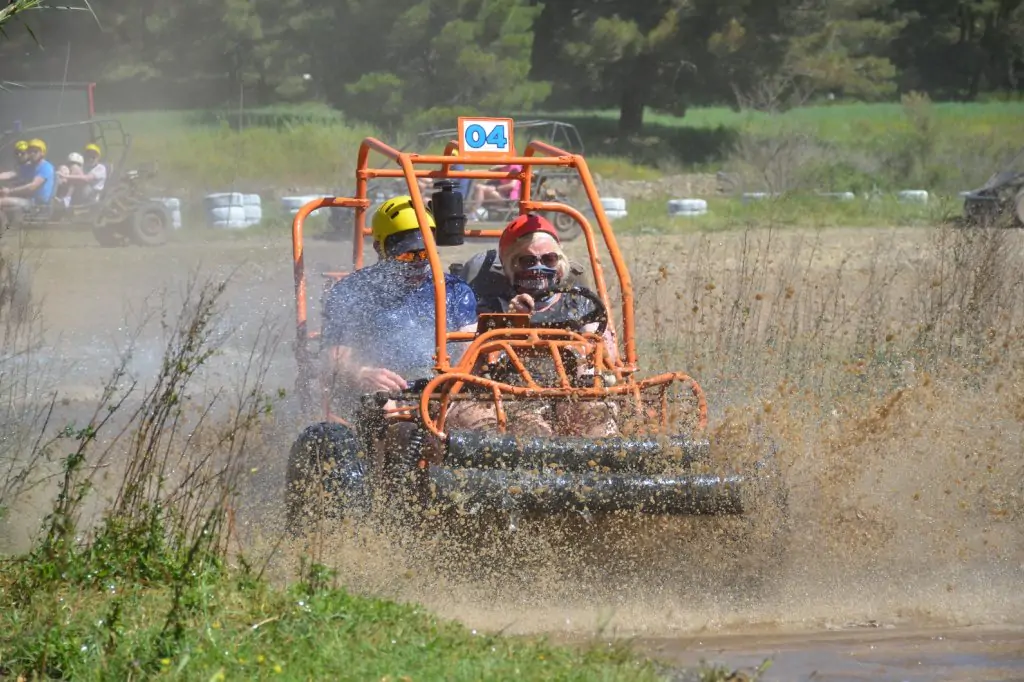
[668,198,708,216]
[204,192,245,209]
[604,209,628,221]
[600,196,627,212]
[817,191,856,201]
[897,189,929,204]
[205,192,263,229]
[742,192,772,203]
[210,206,245,222]
[281,195,323,215]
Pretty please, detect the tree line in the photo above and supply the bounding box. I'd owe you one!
[2,0,1021,133]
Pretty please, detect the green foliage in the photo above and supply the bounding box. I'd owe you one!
[3,0,1022,134]
[341,0,551,131]
[0,573,661,681]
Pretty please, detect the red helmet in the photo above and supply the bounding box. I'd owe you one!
[498,213,559,255]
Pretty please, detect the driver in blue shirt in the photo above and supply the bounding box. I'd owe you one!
[0,138,55,211]
[321,195,478,420]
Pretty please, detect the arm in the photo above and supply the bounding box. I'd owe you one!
[323,344,407,393]
[0,171,16,181]
[321,280,408,394]
[65,165,105,184]
[2,175,43,197]
[447,281,479,364]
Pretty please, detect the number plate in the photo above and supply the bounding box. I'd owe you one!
[457,117,515,156]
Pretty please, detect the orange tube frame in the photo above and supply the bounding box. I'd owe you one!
[291,136,703,431]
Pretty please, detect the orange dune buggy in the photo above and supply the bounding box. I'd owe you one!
[284,119,787,539]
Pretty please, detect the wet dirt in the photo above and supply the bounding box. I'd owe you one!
[9,224,1024,680]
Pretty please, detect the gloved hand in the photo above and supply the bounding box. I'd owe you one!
[509,293,535,314]
[356,367,408,392]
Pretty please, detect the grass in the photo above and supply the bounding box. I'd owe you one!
[0,571,659,680]
[101,98,1023,191]
[85,97,1022,237]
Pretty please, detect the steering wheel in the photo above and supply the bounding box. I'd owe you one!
[523,285,609,335]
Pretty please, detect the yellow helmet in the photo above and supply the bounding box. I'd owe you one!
[27,138,46,155]
[371,195,435,257]
[14,140,29,152]
[84,143,102,157]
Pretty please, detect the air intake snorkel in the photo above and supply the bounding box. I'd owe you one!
[430,179,466,246]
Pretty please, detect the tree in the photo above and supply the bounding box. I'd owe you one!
[706,0,905,112]
[336,0,551,131]
[532,0,700,135]
[890,0,1024,99]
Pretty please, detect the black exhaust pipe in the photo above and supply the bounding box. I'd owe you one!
[445,432,711,473]
[426,465,745,516]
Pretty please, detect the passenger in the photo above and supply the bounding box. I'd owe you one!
[446,213,619,438]
[0,141,31,183]
[320,195,478,420]
[467,163,522,220]
[0,139,55,211]
[56,152,84,206]
[60,143,107,205]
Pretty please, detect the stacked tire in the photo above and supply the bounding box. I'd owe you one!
[204,192,263,229]
[281,195,324,216]
[668,198,708,217]
[600,197,628,220]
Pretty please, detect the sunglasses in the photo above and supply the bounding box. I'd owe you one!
[515,253,559,269]
[394,249,430,262]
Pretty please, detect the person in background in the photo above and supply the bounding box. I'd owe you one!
[0,138,55,211]
[0,141,32,184]
[60,143,107,206]
[467,163,522,220]
[56,152,84,206]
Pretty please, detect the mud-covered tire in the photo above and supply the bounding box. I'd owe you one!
[1015,188,1024,227]
[129,203,172,247]
[284,422,372,536]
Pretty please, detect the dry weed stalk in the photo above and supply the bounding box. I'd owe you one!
[626,222,1024,412]
[5,271,283,604]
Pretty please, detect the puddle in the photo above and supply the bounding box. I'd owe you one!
[634,626,1024,682]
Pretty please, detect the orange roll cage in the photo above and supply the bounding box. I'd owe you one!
[290,135,707,438]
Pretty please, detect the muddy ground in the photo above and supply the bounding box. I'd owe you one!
[4,223,1024,681]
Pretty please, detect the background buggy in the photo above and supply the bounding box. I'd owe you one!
[0,118,174,247]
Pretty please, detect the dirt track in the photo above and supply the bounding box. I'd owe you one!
[11,224,1024,680]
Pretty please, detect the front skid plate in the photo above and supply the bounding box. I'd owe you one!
[426,466,745,515]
